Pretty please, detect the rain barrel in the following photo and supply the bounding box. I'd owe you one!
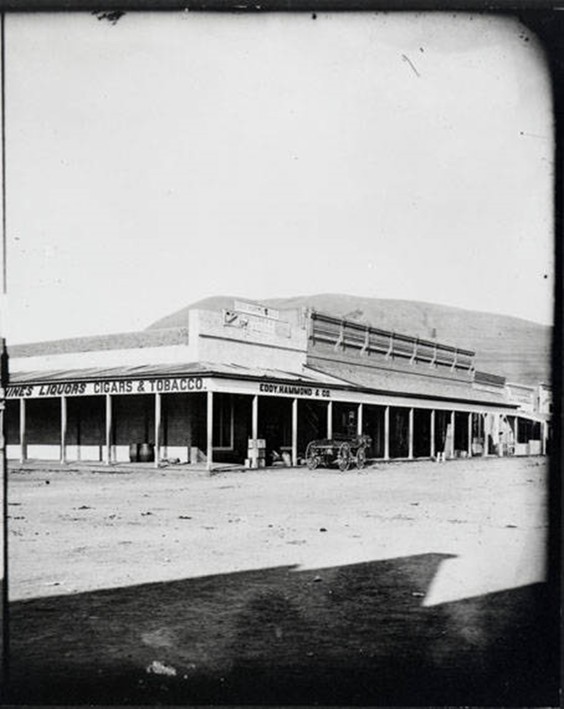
[129,443,140,463]
[138,443,155,463]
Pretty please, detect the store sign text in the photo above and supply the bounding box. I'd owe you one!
[259,383,331,398]
[7,377,205,399]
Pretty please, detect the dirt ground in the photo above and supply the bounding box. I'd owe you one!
[7,456,559,705]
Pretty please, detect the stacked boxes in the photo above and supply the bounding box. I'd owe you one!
[246,439,266,469]
[528,440,541,455]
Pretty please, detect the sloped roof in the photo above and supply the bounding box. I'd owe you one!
[9,327,190,358]
[306,360,512,407]
[8,359,515,409]
[8,361,323,386]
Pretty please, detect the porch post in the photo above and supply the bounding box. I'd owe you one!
[510,415,516,454]
[357,403,363,436]
[326,401,333,439]
[384,405,390,460]
[105,394,112,465]
[60,396,67,464]
[292,397,298,466]
[483,413,490,456]
[430,409,436,458]
[19,397,26,464]
[541,420,548,455]
[449,410,455,459]
[408,407,414,459]
[467,412,472,457]
[252,395,258,440]
[496,413,502,456]
[154,392,161,469]
[206,390,213,471]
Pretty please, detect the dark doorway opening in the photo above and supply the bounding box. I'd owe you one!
[413,409,431,458]
[390,407,409,458]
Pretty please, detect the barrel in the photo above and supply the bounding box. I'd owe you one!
[138,443,155,463]
[129,443,140,463]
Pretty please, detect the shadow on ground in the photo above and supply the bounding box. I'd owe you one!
[8,553,558,706]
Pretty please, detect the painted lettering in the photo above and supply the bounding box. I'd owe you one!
[6,385,33,398]
[258,382,325,398]
[93,380,134,395]
[9,376,205,398]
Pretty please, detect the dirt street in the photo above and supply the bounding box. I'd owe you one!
[7,456,558,705]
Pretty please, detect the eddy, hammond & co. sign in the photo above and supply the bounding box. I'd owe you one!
[7,376,206,399]
[258,382,331,398]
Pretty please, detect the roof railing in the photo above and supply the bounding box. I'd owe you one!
[309,310,475,371]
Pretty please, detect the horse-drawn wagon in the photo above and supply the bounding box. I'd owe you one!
[305,434,371,471]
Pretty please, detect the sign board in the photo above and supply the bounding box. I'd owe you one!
[7,376,206,399]
[234,300,280,320]
[258,382,331,398]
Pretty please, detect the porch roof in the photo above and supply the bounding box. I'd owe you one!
[8,359,517,410]
[304,361,515,408]
[7,361,323,386]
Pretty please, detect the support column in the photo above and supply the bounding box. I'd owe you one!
[483,414,490,456]
[430,409,436,458]
[384,405,390,460]
[60,396,67,464]
[105,394,112,465]
[467,412,472,457]
[449,410,455,459]
[541,420,548,455]
[292,398,298,466]
[206,390,213,472]
[154,393,161,469]
[496,413,502,457]
[510,415,516,455]
[326,401,333,439]
[252,395,258,440]
[408,408,414,459]
[357,403,363,437]
[19,397,26,464]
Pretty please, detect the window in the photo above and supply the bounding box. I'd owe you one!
[213,393,233,449]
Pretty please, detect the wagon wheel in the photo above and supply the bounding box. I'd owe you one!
[306,442,321,470]
[356,446,366,470]
[337,442,352,472]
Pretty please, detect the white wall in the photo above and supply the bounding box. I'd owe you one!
[10,342,199,373]
[190,309,307,372]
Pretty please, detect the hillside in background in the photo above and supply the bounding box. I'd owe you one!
[147,294,552,386]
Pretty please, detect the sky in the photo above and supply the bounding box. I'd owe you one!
[3,12,554,343]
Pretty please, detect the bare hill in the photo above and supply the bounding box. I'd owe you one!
[147,294,552,386]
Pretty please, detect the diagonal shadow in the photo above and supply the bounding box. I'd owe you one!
[7,552,558,706]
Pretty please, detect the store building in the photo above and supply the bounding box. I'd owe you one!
[4,301,550,469]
